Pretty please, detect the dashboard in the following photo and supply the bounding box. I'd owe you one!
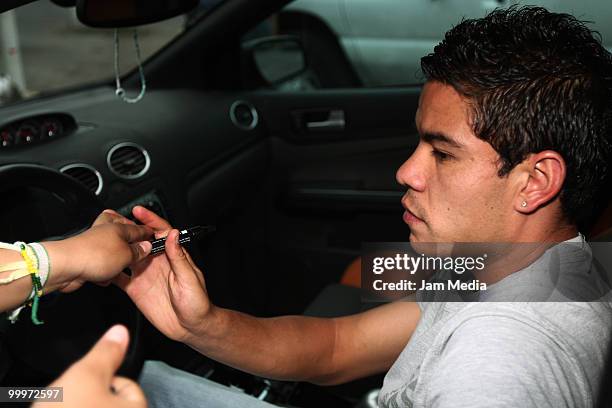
[0,85,266,241]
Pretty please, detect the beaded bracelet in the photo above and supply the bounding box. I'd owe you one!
[16,242,44,325]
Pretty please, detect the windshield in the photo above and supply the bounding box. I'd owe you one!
[0,0,213,107]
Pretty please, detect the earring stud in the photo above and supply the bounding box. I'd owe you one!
[521,201,527,208]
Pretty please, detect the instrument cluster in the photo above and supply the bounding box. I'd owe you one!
[0,113,77,149]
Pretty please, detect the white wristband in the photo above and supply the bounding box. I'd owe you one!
[29,243,50,290]
[12,242,37,301]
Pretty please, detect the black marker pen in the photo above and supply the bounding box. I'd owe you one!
[149,225,215,256]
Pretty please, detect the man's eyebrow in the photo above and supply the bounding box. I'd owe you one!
[420,131,464,149]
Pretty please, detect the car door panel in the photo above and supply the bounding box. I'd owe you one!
[224,87,421,314]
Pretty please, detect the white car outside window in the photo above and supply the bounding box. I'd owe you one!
[284,0,612,87]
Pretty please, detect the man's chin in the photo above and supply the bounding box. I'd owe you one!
[409,230,426,243]
[409,240,455,257]
[409,231,457,256]
[409,230,430,244]
[409,232,430,252]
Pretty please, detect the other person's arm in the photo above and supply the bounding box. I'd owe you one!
[0,211,152,312]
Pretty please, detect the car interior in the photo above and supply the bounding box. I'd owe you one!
[0,0,611,407]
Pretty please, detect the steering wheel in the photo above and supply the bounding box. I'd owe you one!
[0,164,145,384]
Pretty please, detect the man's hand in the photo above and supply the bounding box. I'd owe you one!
[44,211,154,293]
[33,325,147,408]
[109,206,212,342]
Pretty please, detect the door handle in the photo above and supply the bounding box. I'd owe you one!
[305,110,345,131]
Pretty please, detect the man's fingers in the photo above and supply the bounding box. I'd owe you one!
[183,249,206,287]
[77,325,130,381]
[165,229,194,277]
[184,249,196,268]
[154,229,171,240]
[132,205,172,231]
[111,377,147,405]
[165,231,204,287]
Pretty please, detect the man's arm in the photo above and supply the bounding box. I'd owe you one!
[121,238,422,384]
[185,300,420,385]
[114,205,421,385]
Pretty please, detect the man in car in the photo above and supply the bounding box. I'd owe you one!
[109,6,612,408]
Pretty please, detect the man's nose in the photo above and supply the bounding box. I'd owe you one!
[396,145,426,192]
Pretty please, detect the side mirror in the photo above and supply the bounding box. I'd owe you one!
[75,0,198,28]
[243,36,308,86]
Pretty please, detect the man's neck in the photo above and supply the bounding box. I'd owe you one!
[512,215,578,243]
[474,221,580,284]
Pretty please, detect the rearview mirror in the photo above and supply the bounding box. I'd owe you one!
[76,0,198,28]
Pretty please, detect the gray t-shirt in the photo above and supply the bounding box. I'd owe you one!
[378,237,612,408]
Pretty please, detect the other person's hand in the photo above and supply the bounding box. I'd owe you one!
[45,211,153,293]
[109,206,212,342]
[33,325,147,408]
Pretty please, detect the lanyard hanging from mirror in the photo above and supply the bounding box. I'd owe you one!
[114,29,146,104]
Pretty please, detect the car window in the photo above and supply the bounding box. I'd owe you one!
[0,2,189,107]
[247,0,612,89]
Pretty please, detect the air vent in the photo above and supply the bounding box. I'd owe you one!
[60,163,103,196]
[230,100,258,130]
[107,142,150,179]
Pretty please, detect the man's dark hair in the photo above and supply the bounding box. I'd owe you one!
[421,6,612,230]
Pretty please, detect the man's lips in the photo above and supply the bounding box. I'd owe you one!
[402,206,424,225]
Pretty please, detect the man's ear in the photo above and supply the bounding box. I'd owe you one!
[515,151,566,214]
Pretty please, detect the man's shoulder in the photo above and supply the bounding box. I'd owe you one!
[423,309,596,408]
[430,302,612,395]
[423,302,612,372]
[441,301,611,331]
